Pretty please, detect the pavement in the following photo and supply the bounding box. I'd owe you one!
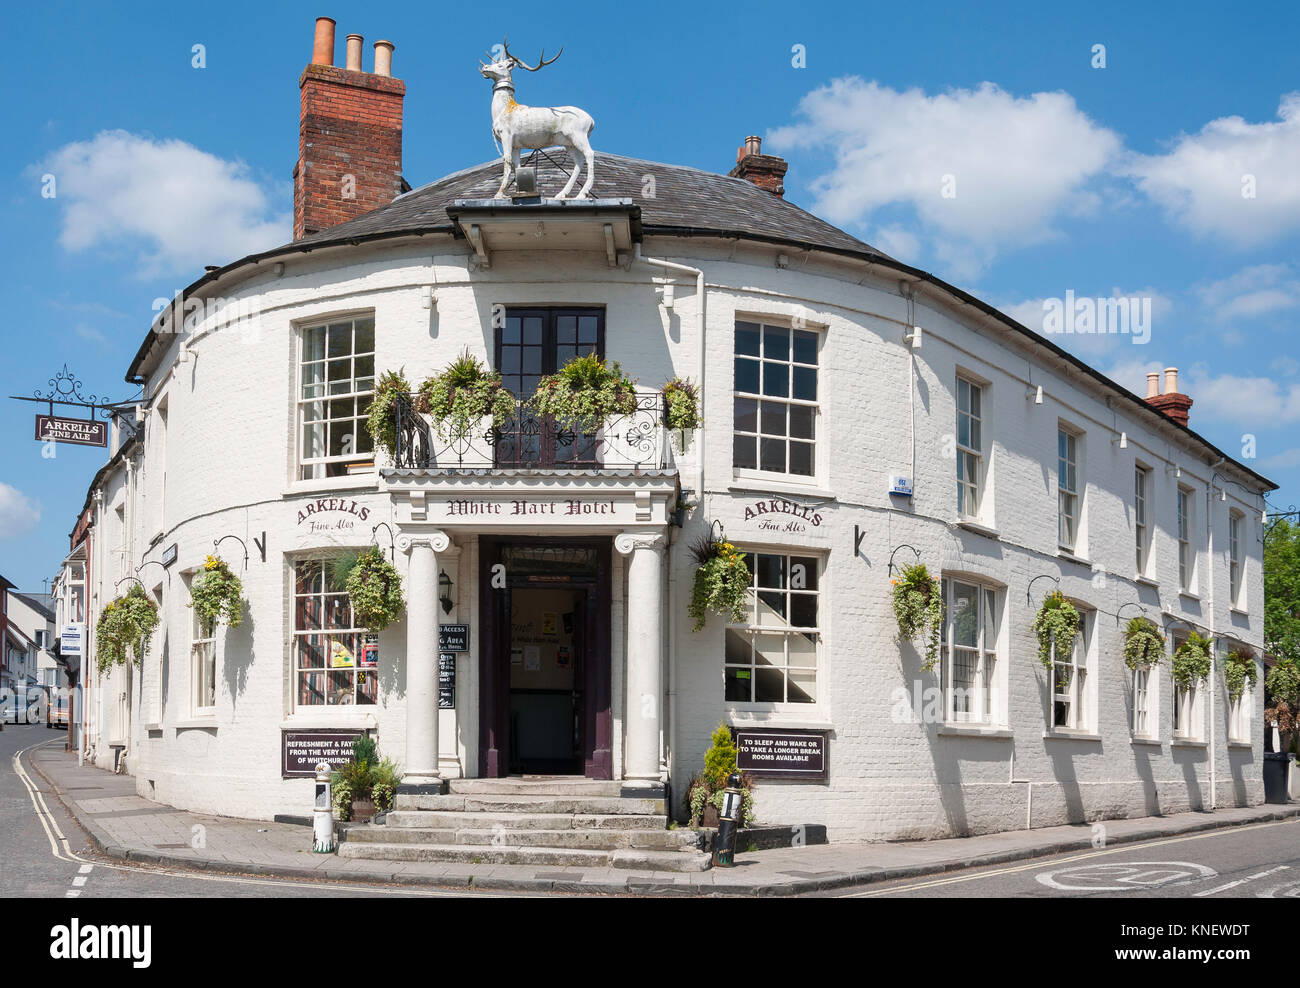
[26,736,1300,897]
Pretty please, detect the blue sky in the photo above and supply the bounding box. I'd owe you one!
[3,0,1299,591]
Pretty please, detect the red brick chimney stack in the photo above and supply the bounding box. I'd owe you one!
[293,17,406,240]
[1146,366,1193,426]
[729,135,788,197]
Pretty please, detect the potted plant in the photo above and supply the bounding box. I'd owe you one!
[417,350,517,440]
[687,530,750,632]
[364,368,413,458]
[1033,590,1081,670]
[336,546,406,632]
[1224,647,1259,703]
[1172,631,1214,689]
[686,721,756,829]
[95,584,160,673]
[661,376,701,432]
[529,353,638,433]
[370,756,404,816]
[188,555,245,630]
[1122,616,1165,671]
[891,563,943,671]
[332,735,381,823]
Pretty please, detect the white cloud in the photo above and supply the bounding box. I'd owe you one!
[1102,358,1300,426]
[0,483,41,540]
[767,79,1121,274]
[1260,447,1300,471]
[872,225,922,263]
[1194,263,1300,321]
[1122,93,1300,246]
[36,130,290,278]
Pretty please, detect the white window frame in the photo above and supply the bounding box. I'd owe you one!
[297,315,377,481]
[732,319,821,483]
[1228,510,1243,607]
[292,557,378,709]
[189,583,216,718]
[1132,663,1153,738]
[1058,428,1080,551]
[1134,465,1150,576]
[940,577,1001,725]
[1177,486,1193,591]
[956,376,984,520]
[1171,636,1201,740]
[1051,608,1092,731]
[724,551,821,707]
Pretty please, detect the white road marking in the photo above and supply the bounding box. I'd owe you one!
[1195,865,1289,897]
[11,738,534,898]
[78,864,93,874]
[1037,861,1216,891]
[841,817,1300,897]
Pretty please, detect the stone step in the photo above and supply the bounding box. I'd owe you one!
[447,778,625,797]
[341,825,702,852]
[383,810,669,831]
[337,841,712,872]
[394,793,665,815]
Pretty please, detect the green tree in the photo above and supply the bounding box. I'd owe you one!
[1265,517,1300,665]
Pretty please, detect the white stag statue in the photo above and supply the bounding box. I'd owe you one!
[479,40,596,200]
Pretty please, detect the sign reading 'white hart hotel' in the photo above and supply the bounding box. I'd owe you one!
[67,18,1272,855]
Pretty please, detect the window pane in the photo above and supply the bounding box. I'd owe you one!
[353,319,375,355]
[522,317,543,345]
[757,591,786,624]
[790,593,817,628]
[725,628,751,664]
[792,330,818,365]
[789,405,814,439]
[760,401,787,436]
[789,442,814,476]
[754,667,786,703]
[951,583,978,647]
[735,322,761,356]
[760,437,785,472]
[756,554,786,589]
[792,366,817,401]
[734,434,757,470]
[734,357,760,394]
[761,361,789,398]
[725,667,753,702]
[763,326,789,361]
[788,669,817,704]
[789,556,818,591]
[734,397,758,432]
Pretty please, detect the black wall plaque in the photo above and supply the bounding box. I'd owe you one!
[734,728,829,780]
[281,729,367,778]
[439,624,469,652]
[439,652,456,709]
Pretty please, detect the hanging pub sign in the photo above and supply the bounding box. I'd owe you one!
[733,727,829,780]
[34,414,107,448]
[439,653,456,709]
[439,624,470,652]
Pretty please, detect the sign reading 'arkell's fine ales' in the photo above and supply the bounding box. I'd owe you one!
[734,728,828,780]
[34,414,107,447]
[295,498,372,534]
[741,497,825,536]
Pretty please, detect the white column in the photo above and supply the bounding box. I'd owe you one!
[616,530,666,786]
[400,531,449,784]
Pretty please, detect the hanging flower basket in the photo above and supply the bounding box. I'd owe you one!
[364,368,413,458]
[1122,616,1165,671]
[189,555,245,630]
[1224,647,1259,702]
[417,350,517,441]
[341,546,406,633]
[661,377,701,432]
[891,563,943,671]
[1172,631,1214,688]
[95,584,160,673]
[687,531,751,632]
[529,353,638,433]
[1033,590,1080,670]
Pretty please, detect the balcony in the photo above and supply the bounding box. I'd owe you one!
[392,391,672,472]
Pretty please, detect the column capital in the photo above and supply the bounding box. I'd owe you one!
[399,530,450,554]
[615,529,666,556]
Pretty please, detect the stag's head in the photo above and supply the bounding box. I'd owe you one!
[479,38,562,85]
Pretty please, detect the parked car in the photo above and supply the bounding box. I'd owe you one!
[0,685,48,725]
[47,687,69,729]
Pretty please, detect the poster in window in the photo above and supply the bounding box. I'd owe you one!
[359,634,378,669]
[542,612,558,638]
[330,639,355,668]
[556,646,571,669]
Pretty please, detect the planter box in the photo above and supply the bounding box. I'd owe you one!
[700,805,720,828]
[350,798,377,823]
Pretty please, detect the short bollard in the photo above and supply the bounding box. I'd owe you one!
[712,773,743,868]
[313,762,335,853]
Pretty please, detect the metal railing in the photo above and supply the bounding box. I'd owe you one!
[392,391,669,471]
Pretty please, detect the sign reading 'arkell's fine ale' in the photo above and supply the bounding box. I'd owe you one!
[734,728,829,780]
[34,414,107,447]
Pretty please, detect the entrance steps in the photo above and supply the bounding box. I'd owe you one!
[338,777,710,872]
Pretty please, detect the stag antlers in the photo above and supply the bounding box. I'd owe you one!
[502,37,563,71]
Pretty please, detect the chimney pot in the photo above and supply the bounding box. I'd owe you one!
[311,17,336,66]
[745,135,762,156]
[1146,371,1160,398]
[729,133,788,197]
[373,40,394,77]
[346,34,363,72]
[1164,367,1179,394]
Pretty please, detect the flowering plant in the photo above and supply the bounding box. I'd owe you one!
[661,377,701,432]
[189,555,244,630]
[342,546,406,632]
[1224,647,1259,702]
[95,584,160,672]
[1033,590,1080,670]
[417,350,517,441]
[891,563,943,671]
[364,368,413,457]
[529,353,637,433]
[1172,631,1214,688]
[687,531,751,632]
[1122,616,1165,671]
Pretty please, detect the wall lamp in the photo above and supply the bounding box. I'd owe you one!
[903,325,922,349]
[438,571,455,615]
[1025,385,1044,404]
[1111,431,1128,449]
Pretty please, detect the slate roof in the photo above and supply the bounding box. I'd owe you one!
[294,151,887,258]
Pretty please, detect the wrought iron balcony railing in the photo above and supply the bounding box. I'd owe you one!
[392,391,670,471]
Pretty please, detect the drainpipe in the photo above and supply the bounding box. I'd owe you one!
[1207,456,1224,812]
[632,245,705,788]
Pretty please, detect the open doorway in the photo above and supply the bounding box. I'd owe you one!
[508,587,587,775]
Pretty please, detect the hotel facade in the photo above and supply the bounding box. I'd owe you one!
[63,18,1274,846]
